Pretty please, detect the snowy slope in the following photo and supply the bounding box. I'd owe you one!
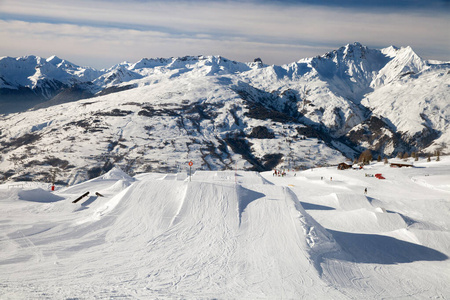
[0,158,449,298]
[362,60,450,153]
[0,73,345,184]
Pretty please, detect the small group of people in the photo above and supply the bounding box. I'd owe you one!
[273,169,286,177]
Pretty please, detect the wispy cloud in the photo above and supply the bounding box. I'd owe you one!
[1,0,448,68]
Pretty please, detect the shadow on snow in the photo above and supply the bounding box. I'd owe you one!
[300,202,336,211]
[237,186,265,226]
[328,229,448,264]
[81,196,98,207]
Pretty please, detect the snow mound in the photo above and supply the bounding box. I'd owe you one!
[292,191,340,256]
[333,193,372,210]
[99,179,133,194]
[17,188,64,203]
[75,172,340,297]
[321,208,407,233]
[99,167,134,182]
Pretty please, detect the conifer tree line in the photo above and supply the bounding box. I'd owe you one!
[354,149,443,164]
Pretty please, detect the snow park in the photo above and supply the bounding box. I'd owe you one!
[1,156,449,299]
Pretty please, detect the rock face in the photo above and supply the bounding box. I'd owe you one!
[0,43,448,183]
[249,126,275,139]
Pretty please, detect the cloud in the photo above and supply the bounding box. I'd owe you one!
[258,0,450,11]
[0,0,449,68]
[0,19,332,68]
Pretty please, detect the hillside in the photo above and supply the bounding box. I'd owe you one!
[1,158,449,298]
[0,43,449,184]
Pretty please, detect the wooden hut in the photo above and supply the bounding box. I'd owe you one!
[390,162,413,168]
[337,163,352,170]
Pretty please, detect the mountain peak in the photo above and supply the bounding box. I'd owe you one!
[46,55,63,65]
[46,55,79,70]
[372,45,427,88]
[345,41,364,49]
[381,45,400,58]
[341,42,369,59]
[14,55,42,65]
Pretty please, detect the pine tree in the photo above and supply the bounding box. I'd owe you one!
[377,155,381,162]
[436,150,440,162]
[384,157,389,164]
[359,149,373,164]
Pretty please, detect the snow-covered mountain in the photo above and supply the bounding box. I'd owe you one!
[0,55,103,113]
[0,43,449,184]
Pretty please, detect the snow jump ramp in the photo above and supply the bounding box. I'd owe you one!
[87,171,340,298]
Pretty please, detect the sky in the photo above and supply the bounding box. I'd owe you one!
[0,0,449,69]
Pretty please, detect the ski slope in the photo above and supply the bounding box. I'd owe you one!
[0,158,449,299]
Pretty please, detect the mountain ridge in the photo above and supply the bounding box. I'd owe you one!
[0,43,448,184]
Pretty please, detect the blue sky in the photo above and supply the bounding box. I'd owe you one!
[0,0,449,68]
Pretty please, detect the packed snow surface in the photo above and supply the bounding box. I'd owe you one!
[1,158,449,299]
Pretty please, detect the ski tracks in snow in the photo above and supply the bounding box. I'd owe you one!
[141,181,240,297]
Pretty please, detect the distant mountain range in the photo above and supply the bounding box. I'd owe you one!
[0,43,449,184]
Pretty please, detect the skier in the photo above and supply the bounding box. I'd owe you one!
[364,188,367,194]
